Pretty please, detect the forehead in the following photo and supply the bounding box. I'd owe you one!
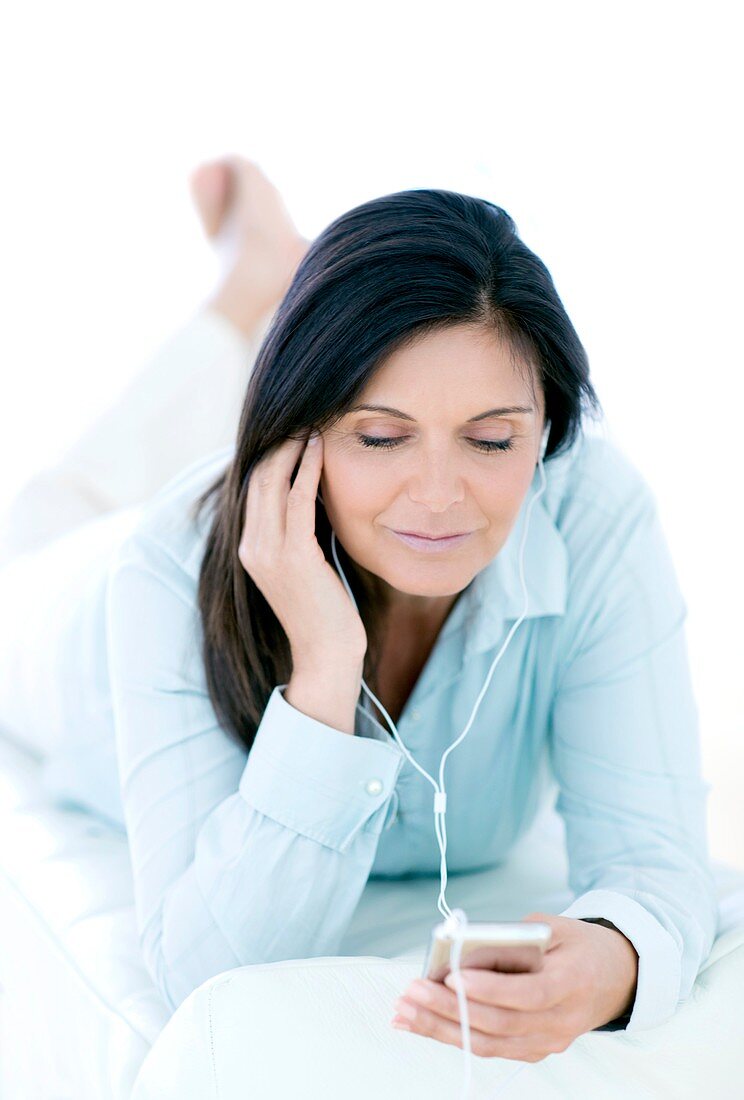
[361,322,537,401]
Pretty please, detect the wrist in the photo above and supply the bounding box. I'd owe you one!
[291,653,366,680]
[285,662,364,736]
[579,918,638,1021]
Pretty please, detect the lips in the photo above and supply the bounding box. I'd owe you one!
[396,531,470,539]
[389,529,473,553]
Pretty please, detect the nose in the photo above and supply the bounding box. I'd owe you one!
[406,451,466,510]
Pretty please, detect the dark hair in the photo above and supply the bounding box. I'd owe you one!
[191,188,601,751]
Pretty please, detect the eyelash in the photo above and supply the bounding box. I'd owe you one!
[356,435,516,454]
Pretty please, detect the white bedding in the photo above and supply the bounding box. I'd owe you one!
[130,921,744,1100]
[130,800,744,1099]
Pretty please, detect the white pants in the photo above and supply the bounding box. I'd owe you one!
[0,306,267,766]
[0,306,265,571]
[2,303,744,1099]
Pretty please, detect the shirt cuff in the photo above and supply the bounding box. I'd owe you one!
[239,684,405,853]
[560,888,681,1032]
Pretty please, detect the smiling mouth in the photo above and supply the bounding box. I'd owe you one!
[389,529,474,552]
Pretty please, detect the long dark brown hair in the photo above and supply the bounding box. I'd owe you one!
[190,188,601,751]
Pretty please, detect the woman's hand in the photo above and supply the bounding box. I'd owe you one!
[391,913,639,1063]
[239,432,369,667]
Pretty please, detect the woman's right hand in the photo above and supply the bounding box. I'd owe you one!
[238,432,369,669]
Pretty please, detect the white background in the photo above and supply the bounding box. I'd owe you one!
[0,0,742,865]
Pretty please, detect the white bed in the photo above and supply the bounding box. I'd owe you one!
[2,728,744,1100]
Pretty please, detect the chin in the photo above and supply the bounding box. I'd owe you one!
[383,565,473,597]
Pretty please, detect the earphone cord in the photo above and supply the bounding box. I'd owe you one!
[328,444,549,1099]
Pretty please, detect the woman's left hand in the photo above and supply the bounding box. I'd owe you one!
[391,912,639,1062]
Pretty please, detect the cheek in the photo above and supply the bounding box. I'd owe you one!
[483,476,525,515]
[321,456,389,520]
[475,462,537,541]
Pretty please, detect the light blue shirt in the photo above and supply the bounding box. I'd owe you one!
[102,430,717,1030]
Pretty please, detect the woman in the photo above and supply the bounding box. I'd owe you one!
[0,160,718,1065]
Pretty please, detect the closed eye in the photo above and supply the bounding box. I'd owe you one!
[356,435,516,454]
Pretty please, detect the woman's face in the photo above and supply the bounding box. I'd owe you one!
[318,322,546,617]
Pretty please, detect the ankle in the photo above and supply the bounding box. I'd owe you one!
[207,270,278,340]
[208,237,308,338]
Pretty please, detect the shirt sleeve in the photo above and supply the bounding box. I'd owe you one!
[105,531,405,1013]
[549,482,718,1033]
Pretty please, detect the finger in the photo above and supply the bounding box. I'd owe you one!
[246,436,305,551]
[285,432,323,544]
[400,982,563,1038]
[443,965,568,1013]
[519,912,570,948]
[393,1001,561,1062]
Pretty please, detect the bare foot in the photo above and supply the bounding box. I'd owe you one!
[190,157,310,336]
[190,162,230,238]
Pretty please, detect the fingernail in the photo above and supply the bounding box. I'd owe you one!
[391,1017,412,1031]
[308,432,320,445]
[406,980,432,1003]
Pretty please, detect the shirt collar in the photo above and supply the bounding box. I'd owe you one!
[445,465,568,659]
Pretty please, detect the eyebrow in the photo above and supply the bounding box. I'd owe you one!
[347,403,535,423]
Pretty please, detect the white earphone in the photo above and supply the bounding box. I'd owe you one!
[317,419,551,1098]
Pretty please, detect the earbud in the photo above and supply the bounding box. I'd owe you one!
[538,421,551,464]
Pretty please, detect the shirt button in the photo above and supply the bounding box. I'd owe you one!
[410,709,421,722]
[365,777,384,796]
